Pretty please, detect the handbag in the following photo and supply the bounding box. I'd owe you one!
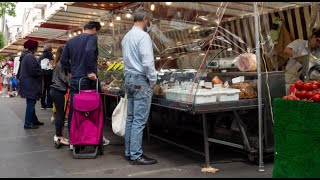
[111,94,127,137]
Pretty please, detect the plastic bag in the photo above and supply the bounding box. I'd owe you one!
[11,77,18,88]
[111,94,127,137]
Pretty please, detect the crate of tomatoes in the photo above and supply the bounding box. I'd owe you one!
[283,80,320,102]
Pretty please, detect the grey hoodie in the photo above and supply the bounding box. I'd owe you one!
[51,61,69,93]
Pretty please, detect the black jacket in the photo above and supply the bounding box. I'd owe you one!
[18,50,43,100]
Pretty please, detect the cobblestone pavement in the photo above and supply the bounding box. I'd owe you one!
[0,96,273,178]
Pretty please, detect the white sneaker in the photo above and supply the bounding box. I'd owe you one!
[70,144,73,151]
[5,95,10,98]
[60,138,69,145]
[54,135,70,145]
[102,136,110,146]
[50,116,55,124]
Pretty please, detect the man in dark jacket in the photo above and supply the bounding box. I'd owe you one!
[38,44,54,110]
[19,40,44,129]
[60,21,102,149]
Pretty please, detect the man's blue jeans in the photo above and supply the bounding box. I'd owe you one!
[24,98,39,127]
[68,77,101,135]
[124,73,153,160]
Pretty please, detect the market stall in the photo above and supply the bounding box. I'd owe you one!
[96,1,318,171]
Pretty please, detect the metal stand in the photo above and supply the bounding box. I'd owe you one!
[254,2,265,172]
[202,113,210,167]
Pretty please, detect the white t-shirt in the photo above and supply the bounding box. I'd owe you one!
[286,39,309,57]
[13,56,20,75]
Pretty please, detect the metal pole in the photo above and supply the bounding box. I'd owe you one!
[254,2,265,172]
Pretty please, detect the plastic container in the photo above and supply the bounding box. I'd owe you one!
[218,88,241,102]
[164,88,181,102]
[180,89,219,104]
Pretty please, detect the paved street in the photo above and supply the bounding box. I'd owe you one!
[0,96,273,178]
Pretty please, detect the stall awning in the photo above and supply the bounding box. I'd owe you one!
[0,2,313,58]
[0,2,133,57]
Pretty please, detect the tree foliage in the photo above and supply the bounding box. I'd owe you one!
[0,32,4,49]
[0,2,16,17]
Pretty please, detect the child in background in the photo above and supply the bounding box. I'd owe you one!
[1,63,13,97]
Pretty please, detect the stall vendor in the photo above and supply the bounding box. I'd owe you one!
[284,28,320,58]
[283,28,320,93]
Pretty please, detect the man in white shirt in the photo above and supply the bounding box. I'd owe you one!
[283,28,320,93]
[121,6,157,165]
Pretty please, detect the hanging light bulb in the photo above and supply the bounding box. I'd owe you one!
[150,3,155,11]
[78,30,81,34]
[165,2,172,5]
[126,13,131,18]
[109,22,114,27]
[116,15,121,21]
[100,22,105,26]
[73,32,77,36]
[68,33,72,38]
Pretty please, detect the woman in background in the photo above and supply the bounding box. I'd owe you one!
[50,45,70,146]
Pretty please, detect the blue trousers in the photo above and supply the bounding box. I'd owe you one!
[124,73,154,160]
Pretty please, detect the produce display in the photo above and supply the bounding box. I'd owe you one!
[98,61,124,94]
[283,80,320,102]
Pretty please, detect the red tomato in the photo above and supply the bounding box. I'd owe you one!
[306,91,314,99]
[312,94,320,102]
[312,84,318,90]
[295,80,304,91]
[304,83,314,91]
[295,90,307,99]
[315,81,320,88]
[295,91,302,99]
[301,90,307,99]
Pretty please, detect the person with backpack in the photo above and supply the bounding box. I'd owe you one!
[38,44,54,110]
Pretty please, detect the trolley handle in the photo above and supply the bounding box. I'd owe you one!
[78,77,99,94]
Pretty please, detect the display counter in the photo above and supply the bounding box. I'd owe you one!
[148,97,264,167]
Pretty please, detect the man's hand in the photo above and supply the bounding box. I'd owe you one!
[150,83,156,89]
[87,73,97,80]
[67,73,72,79]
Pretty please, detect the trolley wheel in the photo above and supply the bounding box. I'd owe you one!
[99,145,104,155]
[55,140,62,149]
[74,146,81,153]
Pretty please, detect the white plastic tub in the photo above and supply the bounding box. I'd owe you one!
[218,88,241,102]
[164,89,181,102]
[180,89,219,104]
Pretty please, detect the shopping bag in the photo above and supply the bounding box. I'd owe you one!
[11,77,18,88]
[111,94,127,137]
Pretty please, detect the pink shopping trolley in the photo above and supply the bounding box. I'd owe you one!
[70,77,104,158]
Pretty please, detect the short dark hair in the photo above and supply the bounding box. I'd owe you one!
[84,21,102,31]
[312,28,320,38]
[133,6,152,23]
